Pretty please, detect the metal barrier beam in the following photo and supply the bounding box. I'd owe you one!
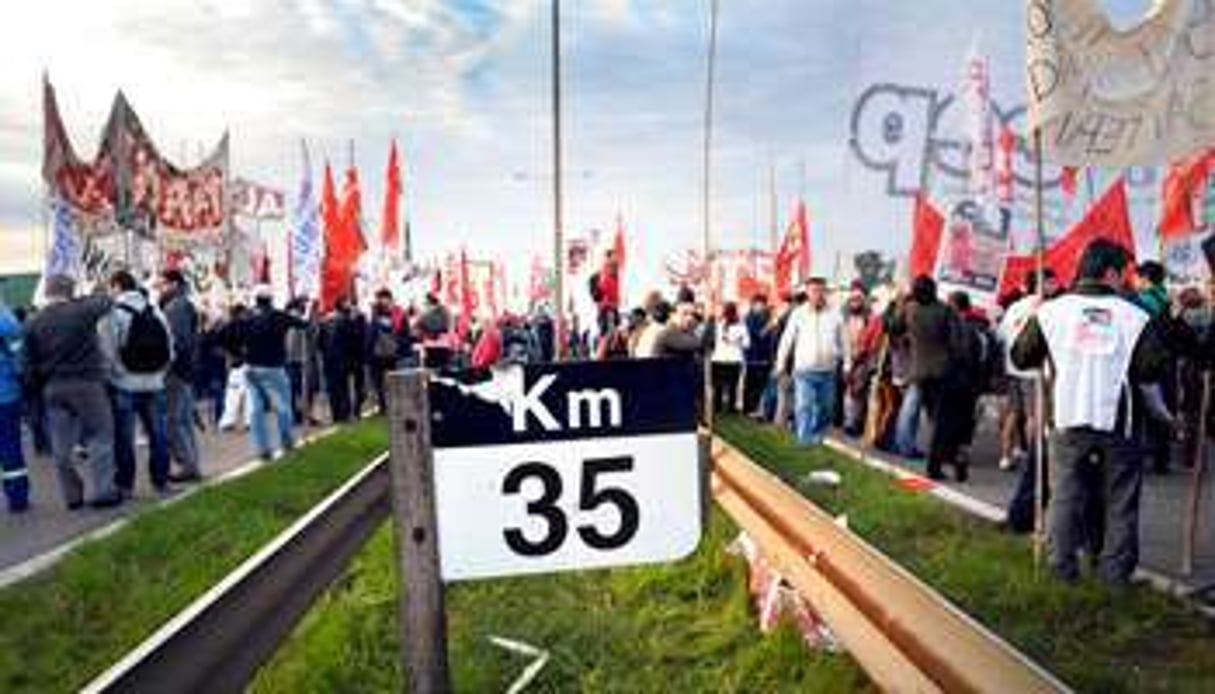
[82,454,392,694]
[712,436,1070,694]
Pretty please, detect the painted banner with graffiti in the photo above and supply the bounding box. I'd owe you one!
[42,78,229,246]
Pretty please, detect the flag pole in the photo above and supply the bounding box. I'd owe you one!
[550,0,566,361]
[768,158,778,254]
[702,0,720,426]
[1032,128,1047,574]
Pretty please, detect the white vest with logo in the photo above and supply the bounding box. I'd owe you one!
[1037,293,1149,434]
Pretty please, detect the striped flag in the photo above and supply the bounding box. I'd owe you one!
[45,196,81,277]
[291,140,322,299]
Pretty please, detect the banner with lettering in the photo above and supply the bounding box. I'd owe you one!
[1027,0,1215,167]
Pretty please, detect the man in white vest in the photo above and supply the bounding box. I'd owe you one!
[1011,240,1168,585]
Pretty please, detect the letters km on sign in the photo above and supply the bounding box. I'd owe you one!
[425,360,703,581]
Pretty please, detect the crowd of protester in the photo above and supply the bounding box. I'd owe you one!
[2,239,1213,589]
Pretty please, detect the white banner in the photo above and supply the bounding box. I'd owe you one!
[1027,0,1215,167]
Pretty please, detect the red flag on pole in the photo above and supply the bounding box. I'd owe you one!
[381,140,402,249]
[320,162,367,311]
[458,249,474,339]
[1160,150,1214,241]
[909,193,945,280]
[996,125,1016,206]
[999,179,1135,296]
[774,200,810,295]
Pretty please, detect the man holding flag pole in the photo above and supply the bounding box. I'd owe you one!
[1018,0,1212,582]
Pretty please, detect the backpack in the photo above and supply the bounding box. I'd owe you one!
[372,325,399,361]
[119,304,171,374]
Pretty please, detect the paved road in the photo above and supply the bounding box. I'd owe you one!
[832,396,1215,594]
[0,422,330,578]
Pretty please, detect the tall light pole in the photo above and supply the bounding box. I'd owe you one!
[703,0,719,273]
[702,0,720,425]
[551,0,566,361]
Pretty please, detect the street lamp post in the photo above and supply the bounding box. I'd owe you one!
[551,0,565,361]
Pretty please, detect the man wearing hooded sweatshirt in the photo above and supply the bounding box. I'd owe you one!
[99,270,175,496]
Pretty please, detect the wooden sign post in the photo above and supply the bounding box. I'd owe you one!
[386,370,451,694]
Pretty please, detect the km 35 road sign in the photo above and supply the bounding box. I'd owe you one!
[427,360,703,581]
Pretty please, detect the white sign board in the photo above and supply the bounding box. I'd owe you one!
[426,361,703,581]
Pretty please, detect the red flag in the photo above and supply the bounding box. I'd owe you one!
[1060,166,1079,200]
[1160,150,1213,241]
[998,179,1135,296]
[996,125,1016,205]
[320,163,368,311]
[774,200,810,295]
[381,140,402,249]
[909,193,945,280]
[319,163,342,310]
[613,213,627,300]
[458,249,474,339]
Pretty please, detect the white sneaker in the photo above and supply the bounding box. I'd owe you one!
[999,456,1015,471]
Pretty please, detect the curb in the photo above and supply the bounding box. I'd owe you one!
[823,436,1008,523]
[0,426,340,590]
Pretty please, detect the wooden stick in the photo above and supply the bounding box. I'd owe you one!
[387,370,451,693]
[1032,129,1047,574]
[1182,370,1211,576]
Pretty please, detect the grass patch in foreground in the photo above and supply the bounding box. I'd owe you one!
[716,416,1215,694]
[0,421,388,694]
[254,510,869,693]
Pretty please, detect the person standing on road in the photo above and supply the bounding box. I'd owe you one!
[231,286,309,461]
[366,289,406,413]
[1012,240,1168,585]
[158,269,201,484]
[775,278,844,446]
[888,276,958,478]
[742,294,773,415]
[0,299,29,512]
[24,275,122,509]
[711,302,749,413]
[100,270,175,498]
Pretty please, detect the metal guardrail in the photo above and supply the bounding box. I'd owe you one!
[82,438,1068,693]
[711,436,1069,693]
[82,454,392,694]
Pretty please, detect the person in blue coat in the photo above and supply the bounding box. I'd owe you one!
[0,300,29,512]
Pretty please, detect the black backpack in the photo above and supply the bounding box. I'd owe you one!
[119,304,172,374]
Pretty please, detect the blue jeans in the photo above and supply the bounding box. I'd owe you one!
[794,370,836,446]
[895,383,923,456]
[246,366,295,457]
[0,401,29,511]
[113,389,170,491]
[165,374,199,475]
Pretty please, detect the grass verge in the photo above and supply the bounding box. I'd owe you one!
[253,510,869,693]
[0,421,388,693]
[716,416,1215,693]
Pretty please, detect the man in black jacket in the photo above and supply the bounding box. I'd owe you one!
[227,286,308,460]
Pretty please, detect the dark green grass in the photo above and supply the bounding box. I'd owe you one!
[716,416,1215,693]
[0,422,388,694]
[253,510,869,693]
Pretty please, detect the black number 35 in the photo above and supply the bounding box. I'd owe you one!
[501,456,640,557]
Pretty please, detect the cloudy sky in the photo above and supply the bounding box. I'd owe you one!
[0,0,1159,289]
